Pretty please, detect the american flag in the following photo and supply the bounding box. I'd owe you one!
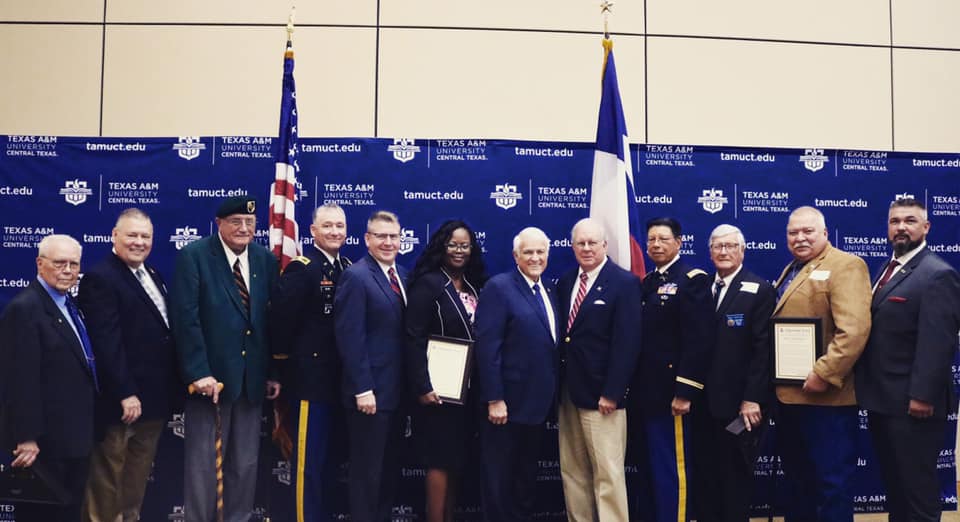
[269,37,302,270]
[590,37,646,279]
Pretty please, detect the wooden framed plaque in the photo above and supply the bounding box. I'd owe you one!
[772,317,824,384]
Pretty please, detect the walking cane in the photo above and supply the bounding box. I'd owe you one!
[188,381,225,522]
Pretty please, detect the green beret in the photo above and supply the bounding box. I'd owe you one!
[216,196,256,218]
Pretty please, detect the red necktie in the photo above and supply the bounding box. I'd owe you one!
[876,259,900,290]
[567,272,589,331]
[388,267,403,300]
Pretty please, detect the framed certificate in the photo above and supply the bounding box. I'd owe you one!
[772,317,824,384]
[426,335,474,405]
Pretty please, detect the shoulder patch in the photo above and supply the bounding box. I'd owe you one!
[686,268,707,278]
[281,256,311,274]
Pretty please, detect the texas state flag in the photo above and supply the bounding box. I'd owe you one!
[590,38,646,279]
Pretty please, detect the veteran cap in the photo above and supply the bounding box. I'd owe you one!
[216,196,257,218]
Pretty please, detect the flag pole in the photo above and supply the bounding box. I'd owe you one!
[286,6,295,41]
[601,0,612,39]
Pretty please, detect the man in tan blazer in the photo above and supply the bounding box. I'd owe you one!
[772,206,871,522]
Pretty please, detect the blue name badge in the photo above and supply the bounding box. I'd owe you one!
[725,314,744,327]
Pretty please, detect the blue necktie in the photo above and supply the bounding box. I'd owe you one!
[778,262,804,299]
[532,283,550,332]
[66,297,99,392]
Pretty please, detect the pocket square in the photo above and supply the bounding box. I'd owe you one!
[887,296,907,303]
[592,299,607,305]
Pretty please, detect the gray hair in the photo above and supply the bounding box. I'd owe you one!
[789,206,827,229]
[513,227,550,254]
[708,224,745,250]
[115,208,151,227]
[314,202,345,223]
[570,217,607,243]
[38,234,82,257]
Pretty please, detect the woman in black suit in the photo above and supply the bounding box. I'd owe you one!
[405,220,488,522]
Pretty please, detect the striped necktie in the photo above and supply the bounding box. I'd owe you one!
[567,272,589,331]
[233,259,250,312]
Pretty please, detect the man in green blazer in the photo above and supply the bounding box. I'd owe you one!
[170,196,280,522]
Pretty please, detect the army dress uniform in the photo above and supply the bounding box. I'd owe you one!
[627,258,713,522]
[270,246,350,522]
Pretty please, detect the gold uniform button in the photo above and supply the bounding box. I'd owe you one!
[241,350,246,357]
[667,363,673,369]
[564,336,571,343]
[313,352,319,357]
[246,330,252,335]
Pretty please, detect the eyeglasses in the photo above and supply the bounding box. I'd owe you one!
[41,256,80,271]
[573,240,602,249]
[445,243,472,252]
[710,243,741,252]
[225,217,256,228]
[369,232,400,242]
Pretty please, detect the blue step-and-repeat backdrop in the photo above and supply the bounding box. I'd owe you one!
[1,135,959,520]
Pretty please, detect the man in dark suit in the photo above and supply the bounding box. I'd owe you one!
[0,234,96,522]
[773,206,871,522]
[557,218,641,522]
[475,226,559,522]
[334,210,407,522]
[78,208,179,522]
[856,198,960,521]
[170,196,280,522]
[271,202,350,521]
[627,217,713,522]
[692,224,776,522]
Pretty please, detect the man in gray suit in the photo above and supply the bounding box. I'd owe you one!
[856,197,960,521]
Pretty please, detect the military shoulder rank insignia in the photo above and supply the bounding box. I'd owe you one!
[686,268,707,278]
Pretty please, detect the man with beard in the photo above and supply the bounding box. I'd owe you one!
[856,198,960,521]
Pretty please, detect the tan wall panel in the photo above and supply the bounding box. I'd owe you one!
[106,1,375,26]
[0,25,101,135]
[101,26,376,137]
[892,0,960,48]
[0,0,102,22]
[381,0,643,34]
[647,0,889,45]
[378,29,645,142]
[893,49,960,152]
[646,38,891,149]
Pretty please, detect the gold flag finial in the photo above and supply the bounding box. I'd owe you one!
[600,1,613,38]
[286,6,296,40]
